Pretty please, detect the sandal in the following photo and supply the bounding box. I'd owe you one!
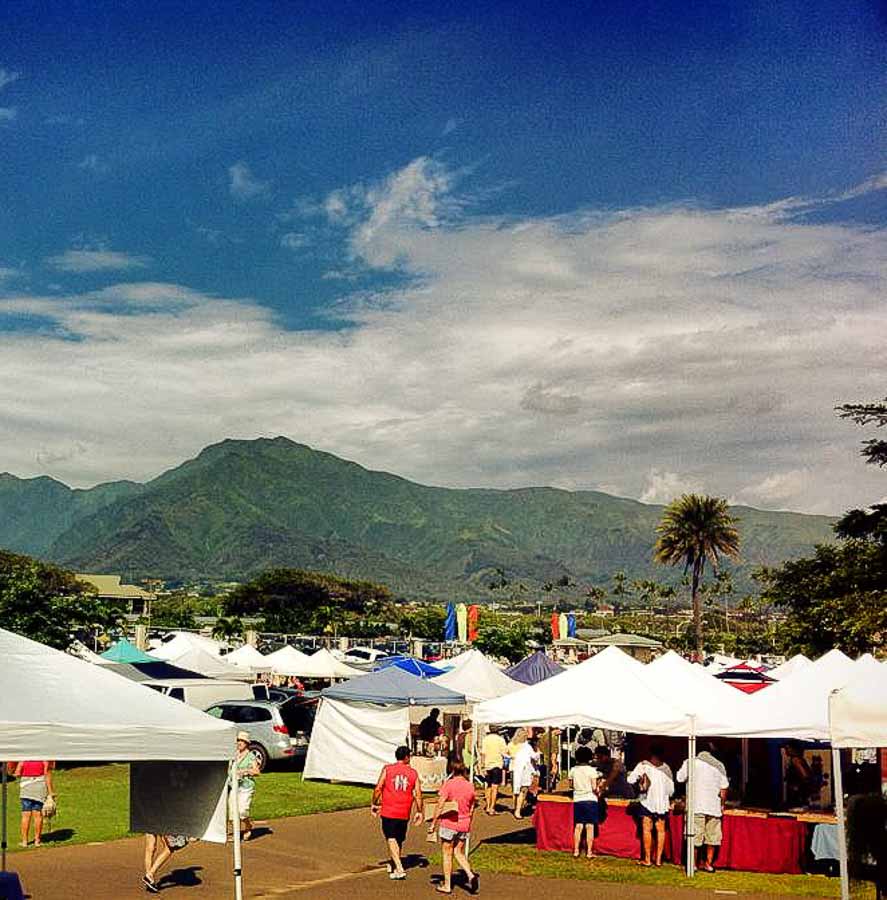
[435,888,452,895]
[143,875,160,894]
[468,873,480,894]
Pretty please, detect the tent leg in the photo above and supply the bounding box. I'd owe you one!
[2,762,7,872]
[466,720,479,857]
[230,759,243,900]
[741,738,749,798]
[685,731,696,879]
[831,746,850,900]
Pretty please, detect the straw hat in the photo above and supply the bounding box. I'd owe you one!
[236,731,250,742]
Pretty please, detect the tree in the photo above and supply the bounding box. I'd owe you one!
[222,568,391,633]
[473,622,530,662]
[653,494,740,657]
[756,397,887,655]
[0,549,125,650]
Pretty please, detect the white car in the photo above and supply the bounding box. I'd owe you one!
[342,646,389,664]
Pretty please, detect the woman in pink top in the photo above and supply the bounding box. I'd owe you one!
[431,761,479,894]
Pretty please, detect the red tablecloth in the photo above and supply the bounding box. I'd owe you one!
[533,799,808,875]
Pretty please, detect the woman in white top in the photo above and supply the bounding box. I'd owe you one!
[509,729,539,819]
[569,746,602,858]
[627,744,674,867]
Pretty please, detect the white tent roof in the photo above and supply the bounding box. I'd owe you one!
[431,649,524,703]
[830,661,887,748]
[150,644,252,681]
[767,654,812,680]
[296,648,363,679]
[225,644,272,673]
[474,646,693,735]
[715,649,875,740]
[0,627,236,761]
[643,651,752,735]
[150,631,223,661]
[264,644,313,676]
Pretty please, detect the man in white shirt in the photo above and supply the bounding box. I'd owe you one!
[627,744,674,867]
[676,743,730,872]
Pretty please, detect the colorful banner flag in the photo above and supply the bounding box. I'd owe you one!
[456,603,468,644]
[444,602,457,642]
[550,612,560,640]
[467,605,479,642]
[566,613,577,638]
[558,613,569,642]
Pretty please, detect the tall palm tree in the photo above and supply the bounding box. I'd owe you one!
[653,494,740,658]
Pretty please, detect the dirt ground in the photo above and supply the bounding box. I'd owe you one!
[7,806,831,900]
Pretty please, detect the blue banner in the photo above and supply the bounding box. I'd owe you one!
[567,613,577,637]
[444,602,457,641]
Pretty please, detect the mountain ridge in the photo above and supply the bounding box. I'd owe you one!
[0,436,835,599]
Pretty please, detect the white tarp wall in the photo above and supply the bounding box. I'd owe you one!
[830,663,887,749]
[303,699,410,785]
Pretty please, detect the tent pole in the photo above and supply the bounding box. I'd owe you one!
[686,723,696,879]
[741,737,749,799]
[466,719,479,857]
[230,758,243,900]
[831,746,850,900]
[2,762,7,872]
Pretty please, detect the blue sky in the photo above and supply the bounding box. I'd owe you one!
[1,0,885,513]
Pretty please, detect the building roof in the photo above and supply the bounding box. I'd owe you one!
[76,574,153,600]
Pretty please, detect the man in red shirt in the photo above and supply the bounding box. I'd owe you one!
[372,745,423,880]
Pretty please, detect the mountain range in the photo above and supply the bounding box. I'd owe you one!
[0,437,835,600]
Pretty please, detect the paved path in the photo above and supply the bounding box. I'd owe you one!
[7,807,830,900]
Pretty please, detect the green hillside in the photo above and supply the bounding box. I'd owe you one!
[2,437,835,599]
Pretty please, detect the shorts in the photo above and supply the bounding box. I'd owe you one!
[381,816,409,845]
[639,806,668,823]
[21,798,44,813]
[439,826,469,843]
[573,800,600,825]
[484,767,503,786]
[693,814,723,847]
[229,787,254,818]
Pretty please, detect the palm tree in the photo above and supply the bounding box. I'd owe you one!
[653,494,740,658]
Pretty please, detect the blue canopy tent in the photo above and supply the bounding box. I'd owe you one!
[374,656,445,678]
[505,650,564,685]
[322,666,464,706]
[99,637,155,664]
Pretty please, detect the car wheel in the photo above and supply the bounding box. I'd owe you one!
[249,742,268,771]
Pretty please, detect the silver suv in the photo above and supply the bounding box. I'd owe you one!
[204,698,315,770]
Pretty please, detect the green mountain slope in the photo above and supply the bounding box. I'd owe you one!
[0,473,143,557]
[26,436,835,598]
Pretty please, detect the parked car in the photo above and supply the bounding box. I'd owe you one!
[342,646,389,664]
[203,698,315,770]
[143,679,268,708]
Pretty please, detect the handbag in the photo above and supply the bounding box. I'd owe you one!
[42,794,57,819]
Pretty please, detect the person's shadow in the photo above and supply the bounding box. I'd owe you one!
[157,866,203,889]
[41,829,75,843]
[245,826,273,842]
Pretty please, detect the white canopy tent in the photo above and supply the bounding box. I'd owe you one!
[285,648,363,680]
[0,628,245,898]
[768,654,812,681]
[263,644,313,676]
[150,631,224,660]
[150,643,253,681]
[225,643,272,674]
[829,662,887,900]
[431,649,523,703]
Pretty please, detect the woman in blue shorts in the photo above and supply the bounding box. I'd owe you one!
[569,746,602,859]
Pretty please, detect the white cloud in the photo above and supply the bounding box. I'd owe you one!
[639,470,705,504]
[442,118,459,136]
[0,68,20,92]
[280,231,309,251]
[0,108,16,123]
[77,154,108,174]
[1,160,886,517]
[46,250,149,273]
[228,161,269,200]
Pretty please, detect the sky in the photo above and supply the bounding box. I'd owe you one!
[1,0,885,515]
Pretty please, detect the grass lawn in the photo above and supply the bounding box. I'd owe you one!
[3,764,371,853]
[469,844,876,899]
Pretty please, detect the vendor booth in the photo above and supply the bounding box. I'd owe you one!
[504,650,564,685]
[0,628,245,899]
[225,643,272,675]
[431,649,523,703]
[303,667,465,786]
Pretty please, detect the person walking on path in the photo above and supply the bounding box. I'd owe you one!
[509,729,538,819]
[14,760,54,848]
[479,728,507,815]
[143,834,188,893]
[627,744,674,867]
[431,760,478,894]
[676,743,729,873]
[372,745,423,880]
[569,746,602,859]
[231,731,261,841]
